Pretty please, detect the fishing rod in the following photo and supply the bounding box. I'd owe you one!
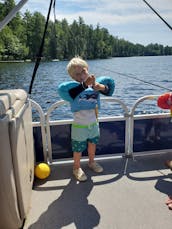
[101,67,172,92]
[143,0,172,31]
[28,0,56,94]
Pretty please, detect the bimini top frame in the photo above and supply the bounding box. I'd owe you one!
[0,0,29,32]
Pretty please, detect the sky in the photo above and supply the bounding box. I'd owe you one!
[17,0,172,46]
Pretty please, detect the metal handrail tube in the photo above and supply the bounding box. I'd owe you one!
[46,98,130,162]
[129,95,162,155]
[30,99,47,162]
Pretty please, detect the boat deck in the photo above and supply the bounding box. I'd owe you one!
[24,152,172,229]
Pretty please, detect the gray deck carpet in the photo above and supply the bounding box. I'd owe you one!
[24,152,172,229]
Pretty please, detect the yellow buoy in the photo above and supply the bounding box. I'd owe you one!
[34,163,51,179]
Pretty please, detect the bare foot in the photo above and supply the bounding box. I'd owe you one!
[165,196,172,205]
[164,160,172,170]
[168,203,172,210]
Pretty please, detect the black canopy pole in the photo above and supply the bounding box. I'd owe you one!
[143,0,172,31]
[28,0,55,94]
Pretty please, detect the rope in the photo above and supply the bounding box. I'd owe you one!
[28,0,56,95]
[53,0,56,22]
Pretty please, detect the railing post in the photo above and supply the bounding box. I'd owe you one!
[30,99,47,162]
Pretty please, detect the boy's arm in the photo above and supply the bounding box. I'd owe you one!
[93,83,109,95]
[58,81,81,102]
[96,76,115,96]
[69,83,87,99]
[58,76,115,101]
[69,76,94,99]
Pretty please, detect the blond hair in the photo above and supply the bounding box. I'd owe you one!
[67,56,88,79]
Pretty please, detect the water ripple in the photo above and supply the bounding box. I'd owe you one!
[0,56,172,120]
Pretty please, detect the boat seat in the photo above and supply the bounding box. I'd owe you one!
[0,89,27,118]
[0,89,34,229]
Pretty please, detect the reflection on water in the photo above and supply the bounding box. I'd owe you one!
[0,56,172,119]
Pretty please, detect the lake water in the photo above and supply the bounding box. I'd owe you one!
[0,56,172,119]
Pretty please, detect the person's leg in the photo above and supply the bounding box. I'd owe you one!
[73,152,81,169]
[87,123,103,173]
[88,141,103,173]
[88,142,96,165]
[72,139,86,170]
[73,152,87,181]
[71,125,88,181]
[72,138,87,181]
[87,123,99,164]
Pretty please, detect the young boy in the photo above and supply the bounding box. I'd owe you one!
[58,57,115,181]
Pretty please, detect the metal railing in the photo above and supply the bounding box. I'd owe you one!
[45,98,129,162]
[30,96,172,163]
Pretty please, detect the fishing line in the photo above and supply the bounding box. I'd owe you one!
[100,1,172,92]
[143,0,172,31]
[100,66,172,91]
[27,0,171,94]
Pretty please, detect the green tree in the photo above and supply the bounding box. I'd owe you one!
[24,12,46,60]
[61,18,70,59]
[86,25,94,59]
[1,6,172,61]
[0,26,28,60]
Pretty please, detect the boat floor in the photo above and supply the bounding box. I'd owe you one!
[24,152,172,229]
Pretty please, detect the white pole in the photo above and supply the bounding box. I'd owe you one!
[0,0,28,31]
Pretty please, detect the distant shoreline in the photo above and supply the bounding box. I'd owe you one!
[0,60,32,63]
[0,59,60,63]
[0,55,172,64]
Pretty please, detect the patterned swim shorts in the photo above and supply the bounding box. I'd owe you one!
[71,122,100,152]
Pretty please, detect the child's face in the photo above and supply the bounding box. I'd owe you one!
[72,66,89,82]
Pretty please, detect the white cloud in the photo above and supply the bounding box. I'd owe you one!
[18,0,172,45]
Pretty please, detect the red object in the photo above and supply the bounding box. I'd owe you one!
[157,93,172,109]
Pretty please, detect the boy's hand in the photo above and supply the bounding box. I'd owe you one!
[93,82,106,91]
[84,74,95,86]
[84,75,106,92]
